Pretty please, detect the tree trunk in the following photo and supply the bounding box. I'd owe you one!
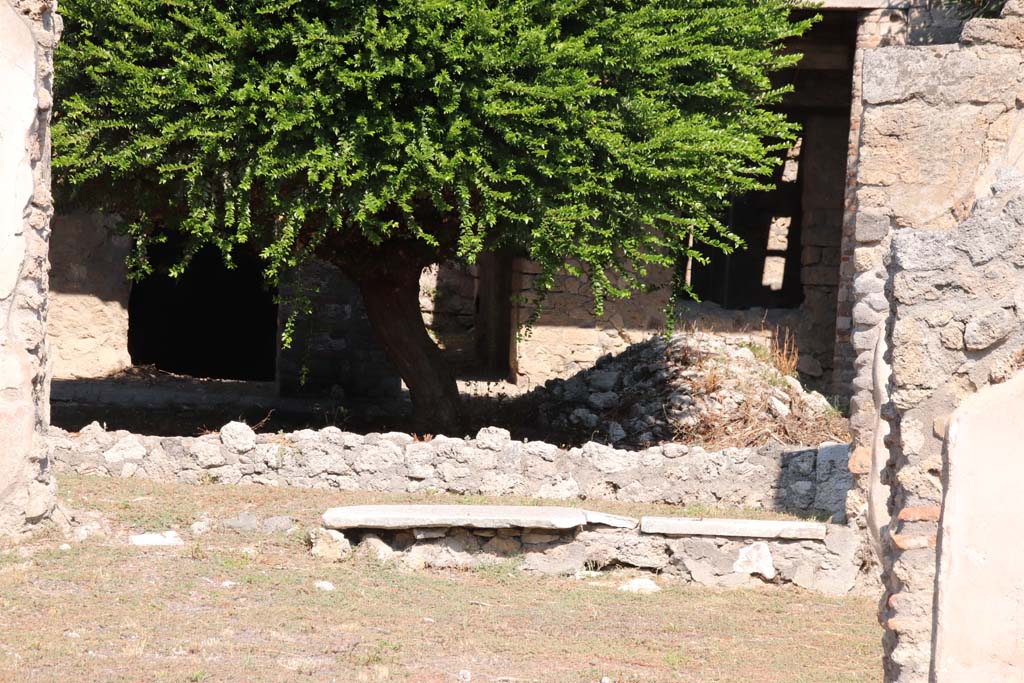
[356,264,462,435]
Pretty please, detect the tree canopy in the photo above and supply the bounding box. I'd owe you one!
[54,0,812,430]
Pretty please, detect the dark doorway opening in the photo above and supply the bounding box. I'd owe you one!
[128,245,278,381]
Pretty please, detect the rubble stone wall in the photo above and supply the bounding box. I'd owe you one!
[278,257,672,402]
[846,3,1024,679]
[48,423,853,522]
[0,0,59,535]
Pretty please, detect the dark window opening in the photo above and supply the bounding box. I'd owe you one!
[690,151,805,309]
[472,251,515,381]
[128,245,278,381]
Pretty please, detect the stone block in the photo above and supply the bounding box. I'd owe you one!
[220,422,256,454]
[963,307,1016,350]
[856,211,891,243]
[935,373,1024,679]
[962,16,1024,49]
[893,231,958,272]
[583,510,638,529]
[639,517,828,540]
[733,541,775,579]
[310,528,352,562]
[322,504,589,531]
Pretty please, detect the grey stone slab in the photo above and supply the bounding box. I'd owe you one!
[639,516,828,540]
[583,510,639,529]
[323,505,588,531]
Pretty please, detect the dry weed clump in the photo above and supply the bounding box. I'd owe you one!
[670,333,849,450]
[770,329,799,377]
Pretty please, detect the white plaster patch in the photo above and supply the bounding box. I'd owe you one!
[934,372,1024,680]
[0,2,37,302]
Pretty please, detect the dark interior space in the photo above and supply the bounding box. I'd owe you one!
[430,251,516,382]
[128,244,279,381]
[690,9,857,310]
[690,153,805,309]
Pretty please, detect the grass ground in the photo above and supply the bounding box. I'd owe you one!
[0,476,881,683]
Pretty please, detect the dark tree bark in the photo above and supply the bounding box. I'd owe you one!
[353,258,462,435]
[317,201,465,434]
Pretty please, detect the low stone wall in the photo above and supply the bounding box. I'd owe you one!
[312,507,858,595]
[48,422,853,521]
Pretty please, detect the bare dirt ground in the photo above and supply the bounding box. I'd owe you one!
[0,476,879,683]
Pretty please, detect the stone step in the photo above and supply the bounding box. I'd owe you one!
[638,516,827,540]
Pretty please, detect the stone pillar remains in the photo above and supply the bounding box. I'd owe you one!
[847,2,1024,679]
[836,5,911,596]
[838,2,963,588]
[0,0,59,536]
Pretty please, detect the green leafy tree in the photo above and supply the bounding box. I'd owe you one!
[54,0,811,433]
[944,0,1005,18]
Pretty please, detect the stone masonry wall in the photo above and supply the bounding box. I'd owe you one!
[279,257,672,403]
[847,4,1024,680]
[836,3,965,599]
[513,260,673,390]
[277,259,402,401]
[314,515,860,595]
[0,0,59,535]
[48,423,853,522]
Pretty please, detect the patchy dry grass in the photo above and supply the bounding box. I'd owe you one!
[57,475,817,526]
[0,477,881,683]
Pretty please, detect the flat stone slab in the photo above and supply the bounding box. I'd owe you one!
[323,505,589,531]
[639,517,828,540]
[584,510,638,529]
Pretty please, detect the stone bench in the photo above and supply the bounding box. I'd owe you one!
[640,516,827,540]
[315,504,853,595]
[322,504,638,531]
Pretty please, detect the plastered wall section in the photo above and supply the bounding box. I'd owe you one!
[932,372,1024,681]
[0,0,59,535]
[48,214,131,378]
[847,3,1024,680]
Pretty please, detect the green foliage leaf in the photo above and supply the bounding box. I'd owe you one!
[54,0,812,312]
